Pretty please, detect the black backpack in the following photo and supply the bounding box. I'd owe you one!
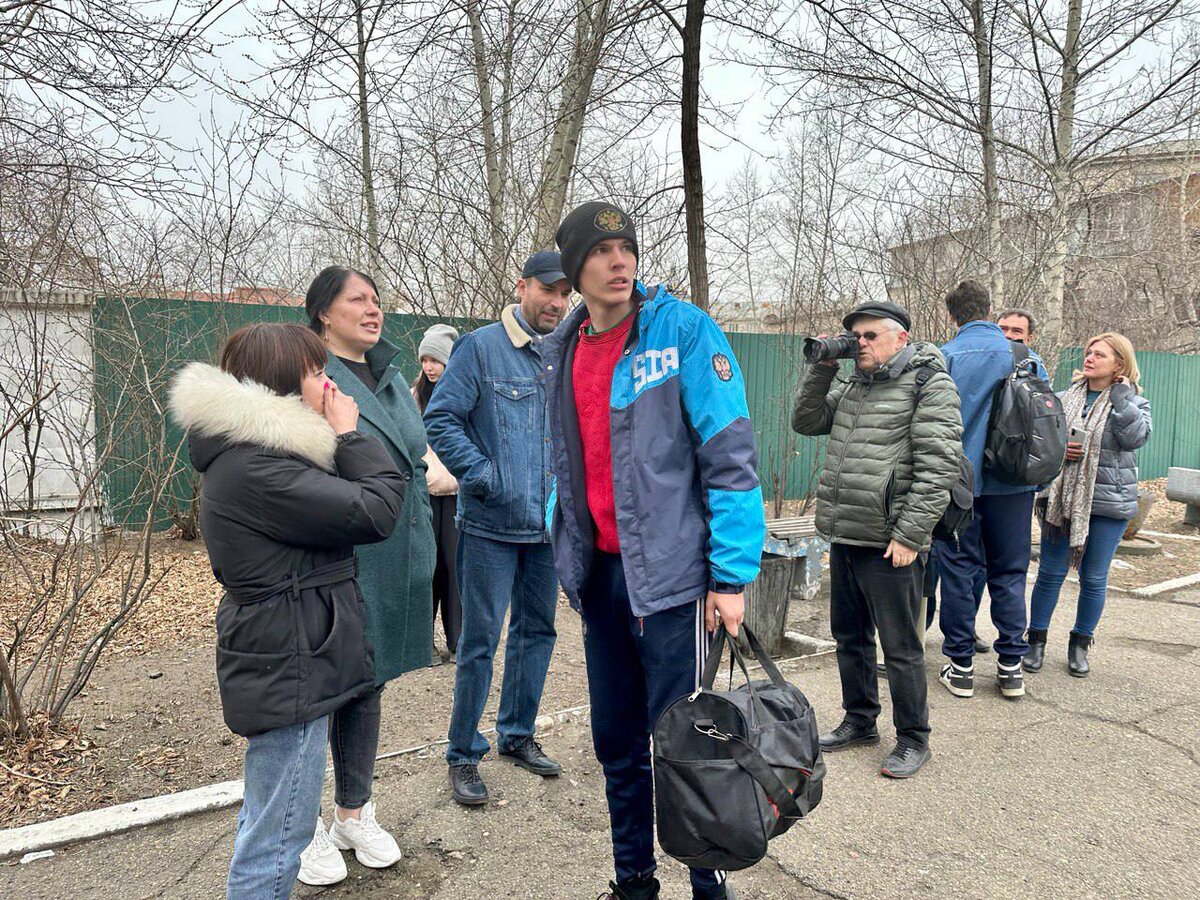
[984,342,1067,486]
[914,367,975,544]
[653,625,825,871]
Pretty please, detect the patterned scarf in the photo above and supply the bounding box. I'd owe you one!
[1039,380,1113,568]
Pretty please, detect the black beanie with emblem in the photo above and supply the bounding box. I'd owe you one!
[554,201,639,290]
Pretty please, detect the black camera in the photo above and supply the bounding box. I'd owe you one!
[802,331,861,364]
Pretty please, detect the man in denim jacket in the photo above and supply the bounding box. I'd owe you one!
[936,280,1049,702]
[425,251,571,805]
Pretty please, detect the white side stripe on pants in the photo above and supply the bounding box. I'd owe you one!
[692,597,725,886]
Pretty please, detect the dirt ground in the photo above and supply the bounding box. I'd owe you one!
[2,479,1196,829]
[3,578,1196,900]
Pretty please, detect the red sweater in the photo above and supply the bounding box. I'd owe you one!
[572,315,634,553]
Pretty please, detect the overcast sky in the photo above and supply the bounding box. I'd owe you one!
[140,3,780,202]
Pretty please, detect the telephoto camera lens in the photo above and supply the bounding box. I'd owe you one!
[802,331,861,364]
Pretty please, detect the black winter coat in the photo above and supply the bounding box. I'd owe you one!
[169,363,406,736]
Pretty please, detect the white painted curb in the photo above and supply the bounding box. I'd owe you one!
[1139,529,1200,543]
[0,779,244,860]
[1130,571,1200,597]
[0,649,834,860]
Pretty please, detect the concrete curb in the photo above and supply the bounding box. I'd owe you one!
[0,648,836,860]
[1139,529,1200,543]
[0,704,591,861]
[1130,571,1200,598]
[0,779,244,861]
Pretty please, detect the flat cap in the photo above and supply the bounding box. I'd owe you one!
[842,300,911,332]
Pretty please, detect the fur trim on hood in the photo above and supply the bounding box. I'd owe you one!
[168,362,337,472]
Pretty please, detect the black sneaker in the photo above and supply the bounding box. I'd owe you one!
[880,742,932,779]
[818,719,880,752]
[448,763,488,806]
[973,632,991,654]
[597,873,660,900]
[939,661,974,698]
[498,736,562,777]
[997,660,1025,699]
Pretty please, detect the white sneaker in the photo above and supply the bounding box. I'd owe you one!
[298,819,348,886]
[329,801,402,868]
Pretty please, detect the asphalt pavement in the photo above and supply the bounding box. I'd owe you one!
[3,579,1197,900]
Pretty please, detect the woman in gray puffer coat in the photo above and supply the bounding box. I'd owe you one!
[1025,332,1151,678]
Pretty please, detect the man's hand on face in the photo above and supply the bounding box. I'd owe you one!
[705,590,745,637]
[884,540,917,568]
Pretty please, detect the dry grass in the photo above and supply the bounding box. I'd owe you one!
[0,715,109,829]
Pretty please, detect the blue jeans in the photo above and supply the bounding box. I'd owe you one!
[446,532,558,765]
[227,717,328,900]
[581,552,726,899]
[1030,514,1128,636]
[937,492,1034,664]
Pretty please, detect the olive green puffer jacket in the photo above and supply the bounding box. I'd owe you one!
[791,342,963,552]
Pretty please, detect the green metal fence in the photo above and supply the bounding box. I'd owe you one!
[91,297,1199,528]
[92,297,480,528]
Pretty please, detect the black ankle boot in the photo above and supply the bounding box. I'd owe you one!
[1023,628,1048,673]
[601,873,660,900]
[1068,631,1092,678]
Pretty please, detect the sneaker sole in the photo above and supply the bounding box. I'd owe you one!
[353,847,403,868]
[939,677,974,698]
[452,791,489,807]
[329,834,403,869]
[820,734,881,752]
[999,683,1025,698]
[297,864,348,887]
[881,752,931,779]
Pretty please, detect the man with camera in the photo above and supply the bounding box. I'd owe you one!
[792,301,962,779]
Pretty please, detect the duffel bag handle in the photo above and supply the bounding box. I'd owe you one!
[740,625,788,689]
[700,623,752,690]
[701,624,788,691]
[700,624,772,724]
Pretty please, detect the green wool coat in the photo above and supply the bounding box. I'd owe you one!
[791,341,963,553]
[326,341,435,683]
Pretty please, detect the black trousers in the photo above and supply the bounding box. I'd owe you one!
[431,494,462,653]
[829,542,930,749]
[329,685,383,809]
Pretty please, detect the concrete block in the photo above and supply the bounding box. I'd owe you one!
[1165,467,1200,503]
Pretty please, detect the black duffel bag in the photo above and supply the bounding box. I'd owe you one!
[652,624,825,871]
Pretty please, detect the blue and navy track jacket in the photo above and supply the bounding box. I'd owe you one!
[541,282,765,618]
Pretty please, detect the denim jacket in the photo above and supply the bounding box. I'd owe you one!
[940,320,1049,497]
[424,305,553,543]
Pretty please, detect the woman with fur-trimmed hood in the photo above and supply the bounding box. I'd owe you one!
[168,323,405,900]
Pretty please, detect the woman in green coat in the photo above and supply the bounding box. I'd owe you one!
[296,266,436,887]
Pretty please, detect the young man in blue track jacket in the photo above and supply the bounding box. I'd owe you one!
[542,201,765,900]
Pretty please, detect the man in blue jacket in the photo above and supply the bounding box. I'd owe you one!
[937,280,1048,701]
[425,251,571,806]
[543,201,765,900]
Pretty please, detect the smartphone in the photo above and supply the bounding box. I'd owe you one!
[1068,425,1084,442]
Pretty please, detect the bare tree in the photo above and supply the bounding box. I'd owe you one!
[531,0,614,249]
[1,0,226,738]
[1005,0,1200,360]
